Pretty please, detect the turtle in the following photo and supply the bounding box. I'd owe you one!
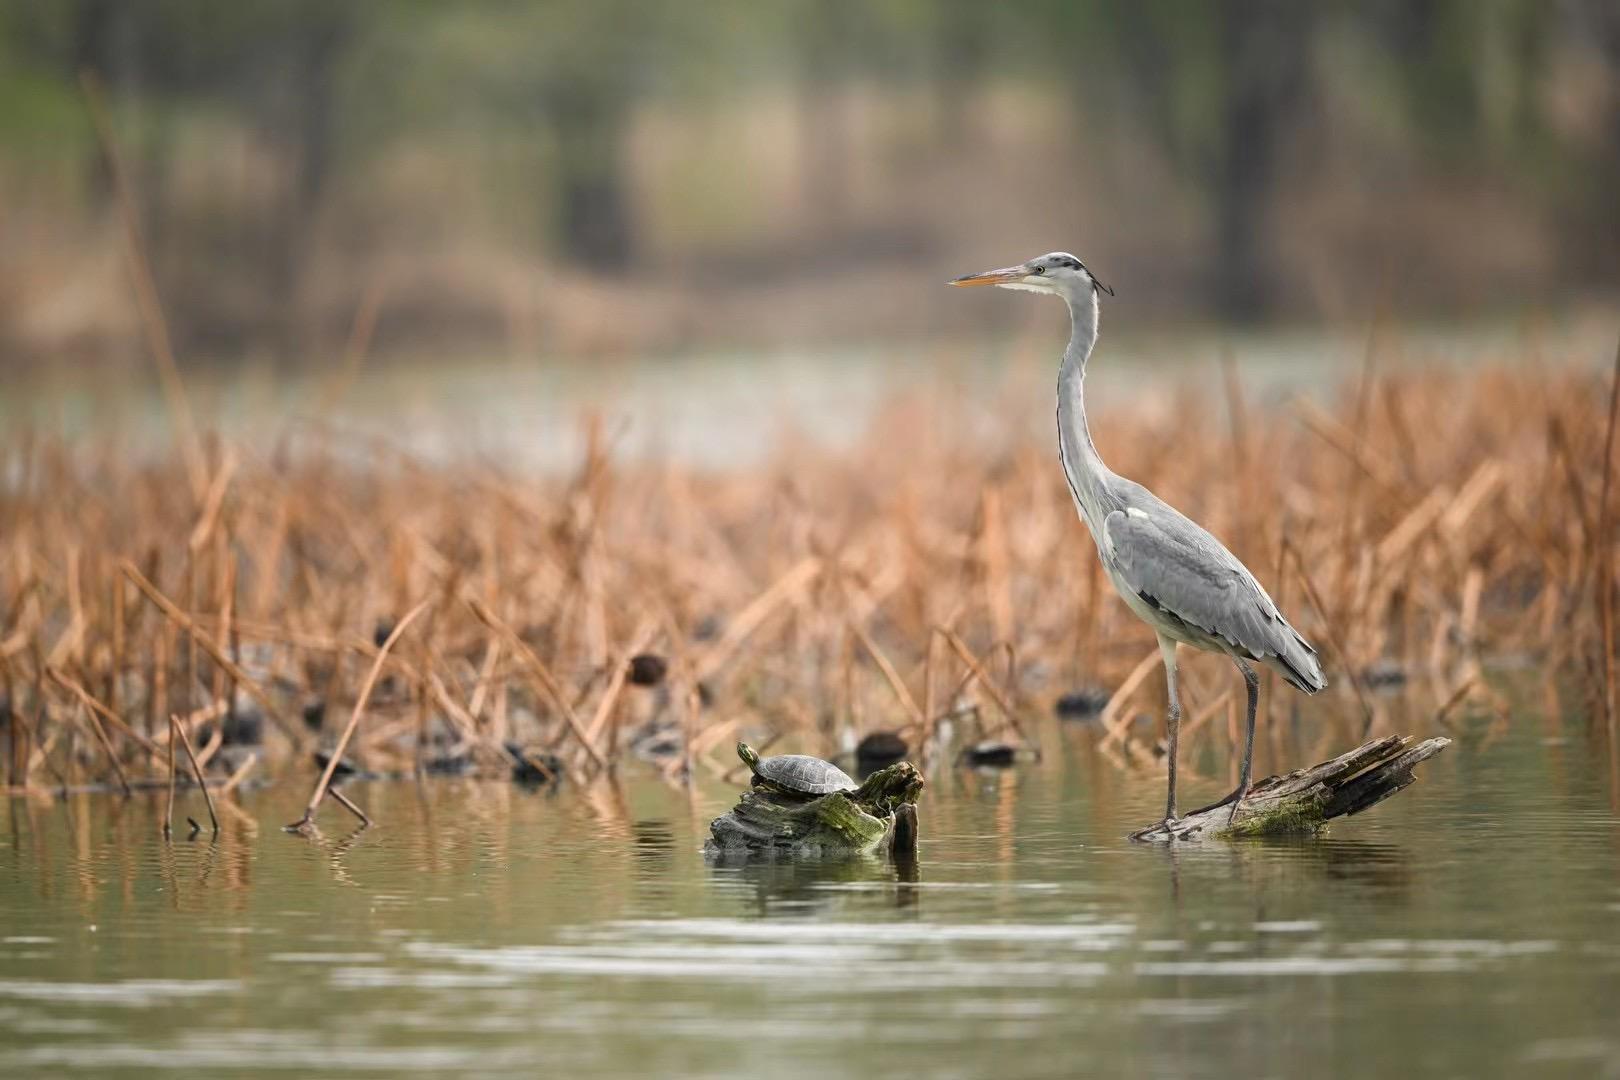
[736,742,857,800]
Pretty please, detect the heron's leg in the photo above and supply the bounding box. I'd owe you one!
[1227,659,1261,824]
[1159,634,1181,825]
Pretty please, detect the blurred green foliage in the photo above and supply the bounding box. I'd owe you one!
[0,0,1614,355]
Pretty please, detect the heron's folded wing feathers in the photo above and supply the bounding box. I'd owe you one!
[1103,507,1301,666]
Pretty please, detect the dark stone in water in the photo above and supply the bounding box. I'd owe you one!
[423,751,473,777]
[627,654,668,687]
[960,741,1018,768]
[856,730,908,777]
[222,708,263,747]
[1361,659,1409,689]
[312,749,361,779]
[1054,687,1110,720]
[633,727,683,761]
[505,742,565,785]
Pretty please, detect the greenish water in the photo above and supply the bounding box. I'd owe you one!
[3,712,1619,1078]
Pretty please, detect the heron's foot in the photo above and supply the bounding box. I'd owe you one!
[1190,784,1251,826]
[1129,816,1180,842]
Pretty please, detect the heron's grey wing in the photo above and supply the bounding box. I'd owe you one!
[1102,504,1323,690]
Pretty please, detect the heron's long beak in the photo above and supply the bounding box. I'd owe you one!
[949,266,1028,287]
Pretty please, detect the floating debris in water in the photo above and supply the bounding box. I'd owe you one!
[312,749,364,779]
[630,724,683,761]
[222,708,263,747]
[422,751,473,777]
[505,742,565,785]
[1054,687,1110,720]
[1361,659,1410,690]
[959,741,1020,768]
[628,654,668,687]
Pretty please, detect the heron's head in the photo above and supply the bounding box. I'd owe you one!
[949,252,1112,301]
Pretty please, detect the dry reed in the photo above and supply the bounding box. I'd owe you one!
[0,356,1615,803]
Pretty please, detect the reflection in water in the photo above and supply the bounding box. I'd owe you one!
[707,851,922,917]
[1159,834,1412,891]
[632,819,676,907]
[1,709,1619,1078]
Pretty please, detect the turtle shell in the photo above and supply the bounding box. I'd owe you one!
[752,753,858,795]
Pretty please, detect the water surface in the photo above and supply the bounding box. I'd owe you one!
[3,710,1619,1078]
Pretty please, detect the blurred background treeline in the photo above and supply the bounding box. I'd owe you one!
[1,0,1617,368]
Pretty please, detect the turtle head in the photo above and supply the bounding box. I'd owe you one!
[736,742,759,769]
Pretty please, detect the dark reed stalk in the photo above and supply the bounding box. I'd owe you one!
[76,701,132,797]
[171,713,217,834]
[286,599,430,831]
[120,560,298,742]
[163,711,177,837]
[1288,541,1376,735]
[466,597,607,770]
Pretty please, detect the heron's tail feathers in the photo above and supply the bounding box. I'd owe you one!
[1265,627,1327,695]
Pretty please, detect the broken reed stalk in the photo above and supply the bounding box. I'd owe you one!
[286,599,430,831]
[1100,648,1164,747]
[170,713,217,834]
[940,629,1033,750]
[847,618,927,730]
[1287,541,1376,735]
[327,787,371,828]
[119,559,299,743]
[78,701,132,797]
[163,705,177,837]
[46,666,165,763]
[466,596,607,770]
[583,623,656,746]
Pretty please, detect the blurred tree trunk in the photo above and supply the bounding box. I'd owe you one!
[1105,1,1315,321]
[1573,0,1620,281]
[797,0,855,238]
[932,4,991,148]
[70,0,117,203]
[267,16,350,346]
[1211,2,1313,321]
[551,94,633,273]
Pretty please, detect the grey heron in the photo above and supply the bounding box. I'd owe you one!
[950,253,1326,834]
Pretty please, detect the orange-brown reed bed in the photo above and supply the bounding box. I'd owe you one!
[1,357,1616,821]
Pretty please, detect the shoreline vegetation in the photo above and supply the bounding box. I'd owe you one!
[1,349,1616,828]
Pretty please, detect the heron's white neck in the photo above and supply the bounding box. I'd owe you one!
[1056,290,1113,534]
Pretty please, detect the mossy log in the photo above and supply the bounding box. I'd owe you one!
[705,761,923,857]
[1130,734,1451,843]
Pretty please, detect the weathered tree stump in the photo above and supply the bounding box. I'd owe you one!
[705,762,923,857]
[1130,734,1451,842]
